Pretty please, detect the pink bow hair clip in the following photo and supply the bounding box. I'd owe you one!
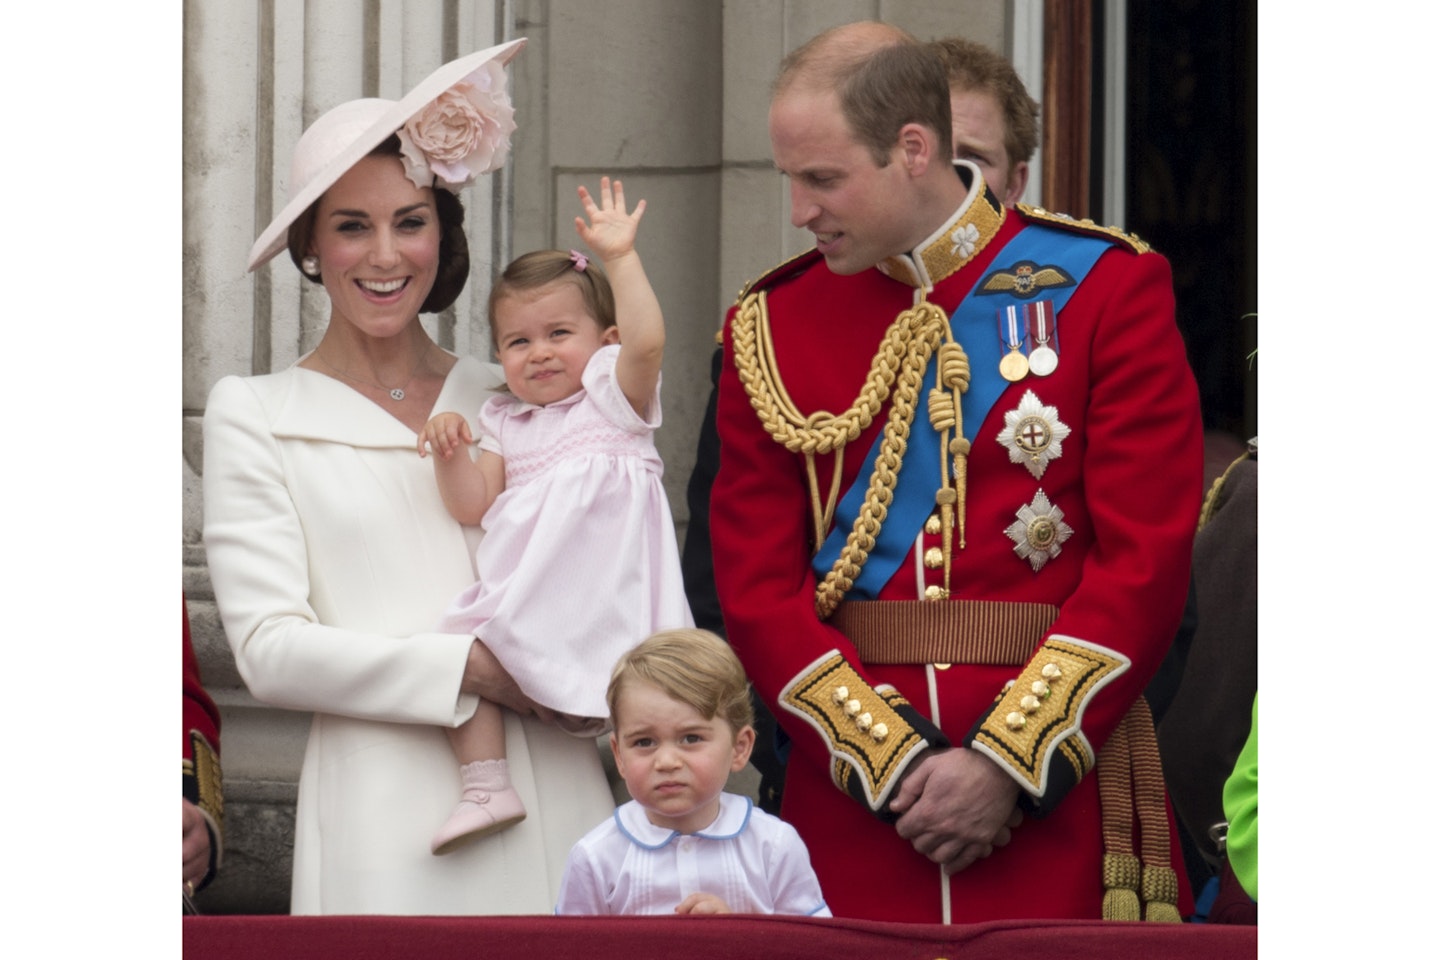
[568,250,588,272]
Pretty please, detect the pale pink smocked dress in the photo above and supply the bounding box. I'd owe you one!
[436,344,694,719]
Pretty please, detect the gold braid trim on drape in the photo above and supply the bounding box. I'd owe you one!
[1197,445,1255,531]
[733,292,971,619]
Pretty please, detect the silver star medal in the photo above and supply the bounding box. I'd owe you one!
[1005,490,1074,572]
[997,389,1072,480]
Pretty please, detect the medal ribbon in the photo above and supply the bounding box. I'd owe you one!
[1002,305,1028,352]
[1029,300,1057,350]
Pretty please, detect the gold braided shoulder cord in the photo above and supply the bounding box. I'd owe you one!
[733,291,972,619]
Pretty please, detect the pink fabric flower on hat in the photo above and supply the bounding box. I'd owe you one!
[398,60,517,192]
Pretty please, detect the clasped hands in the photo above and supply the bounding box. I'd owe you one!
[888,747,1024,875]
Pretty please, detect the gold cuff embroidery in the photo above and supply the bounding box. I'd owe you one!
[779,652,927,810]
[186,730,224,835]
[971,635,1128,796]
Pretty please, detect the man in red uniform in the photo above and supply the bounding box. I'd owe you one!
[711,22,1202,924]
[684,36,1046,823]
[184,598,224,902]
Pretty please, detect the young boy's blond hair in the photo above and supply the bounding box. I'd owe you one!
[606,629,755,734]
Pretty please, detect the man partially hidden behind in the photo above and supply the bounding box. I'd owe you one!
[933,35,1038,207]
[710,22,1202,923]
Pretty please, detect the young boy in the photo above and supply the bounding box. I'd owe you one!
[555,629,830,916]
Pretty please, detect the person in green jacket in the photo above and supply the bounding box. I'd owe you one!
[1222,694,1259,900]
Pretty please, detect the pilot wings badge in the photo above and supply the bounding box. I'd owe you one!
[977,260,1076,300]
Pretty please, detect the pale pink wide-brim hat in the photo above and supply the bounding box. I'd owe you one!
[247,37,527,272]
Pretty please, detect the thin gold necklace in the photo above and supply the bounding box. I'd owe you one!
[314,345,427,401]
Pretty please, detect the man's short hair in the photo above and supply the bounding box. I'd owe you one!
[931,36,1040,168]
[775,23,952,168]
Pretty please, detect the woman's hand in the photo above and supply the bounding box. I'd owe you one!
[419,411,472,459]
[462,640,556,724]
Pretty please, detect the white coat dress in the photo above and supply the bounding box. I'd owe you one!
[202,355,615,915]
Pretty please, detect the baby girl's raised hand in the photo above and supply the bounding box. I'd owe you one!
[574,176,646,263]
[419,411,473,460]
[573,175,663,417]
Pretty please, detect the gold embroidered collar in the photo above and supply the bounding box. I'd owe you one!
[876,162,1006,289]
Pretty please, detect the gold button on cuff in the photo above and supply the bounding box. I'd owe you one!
[844,699,862,717]
[1031,680,1051,699]
[871,723,888,742]
[856,712,873,731]
[1020,694,1041,713]
[832,685,850,704]
[1006,712,1027,731]
[1042,663,1062,680]
[923,546,944,569]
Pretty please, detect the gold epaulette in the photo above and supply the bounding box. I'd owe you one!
[734,248,825,303]
[1015,203,1152,255]
[1197,439,1257,532]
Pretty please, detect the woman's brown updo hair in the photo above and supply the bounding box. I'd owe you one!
[285,134,471,314]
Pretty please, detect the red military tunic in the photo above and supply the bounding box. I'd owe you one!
[184,598,224,886]
[711,182,1202,923]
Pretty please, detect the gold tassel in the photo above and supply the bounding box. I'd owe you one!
[934,338,971,563]
[928,388,959,584]
[1141,864,1183,923]
[1101,853,1142,921]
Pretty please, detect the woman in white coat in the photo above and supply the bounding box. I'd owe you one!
[202,41,614,915]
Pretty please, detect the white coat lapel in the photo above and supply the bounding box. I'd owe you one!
[271,355,506,448]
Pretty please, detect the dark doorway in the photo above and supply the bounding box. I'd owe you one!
[1125,0,1257,443]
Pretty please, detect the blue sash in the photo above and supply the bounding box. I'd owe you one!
[811,225,1112,597]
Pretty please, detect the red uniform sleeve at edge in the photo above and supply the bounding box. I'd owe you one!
[184,598,222,760]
